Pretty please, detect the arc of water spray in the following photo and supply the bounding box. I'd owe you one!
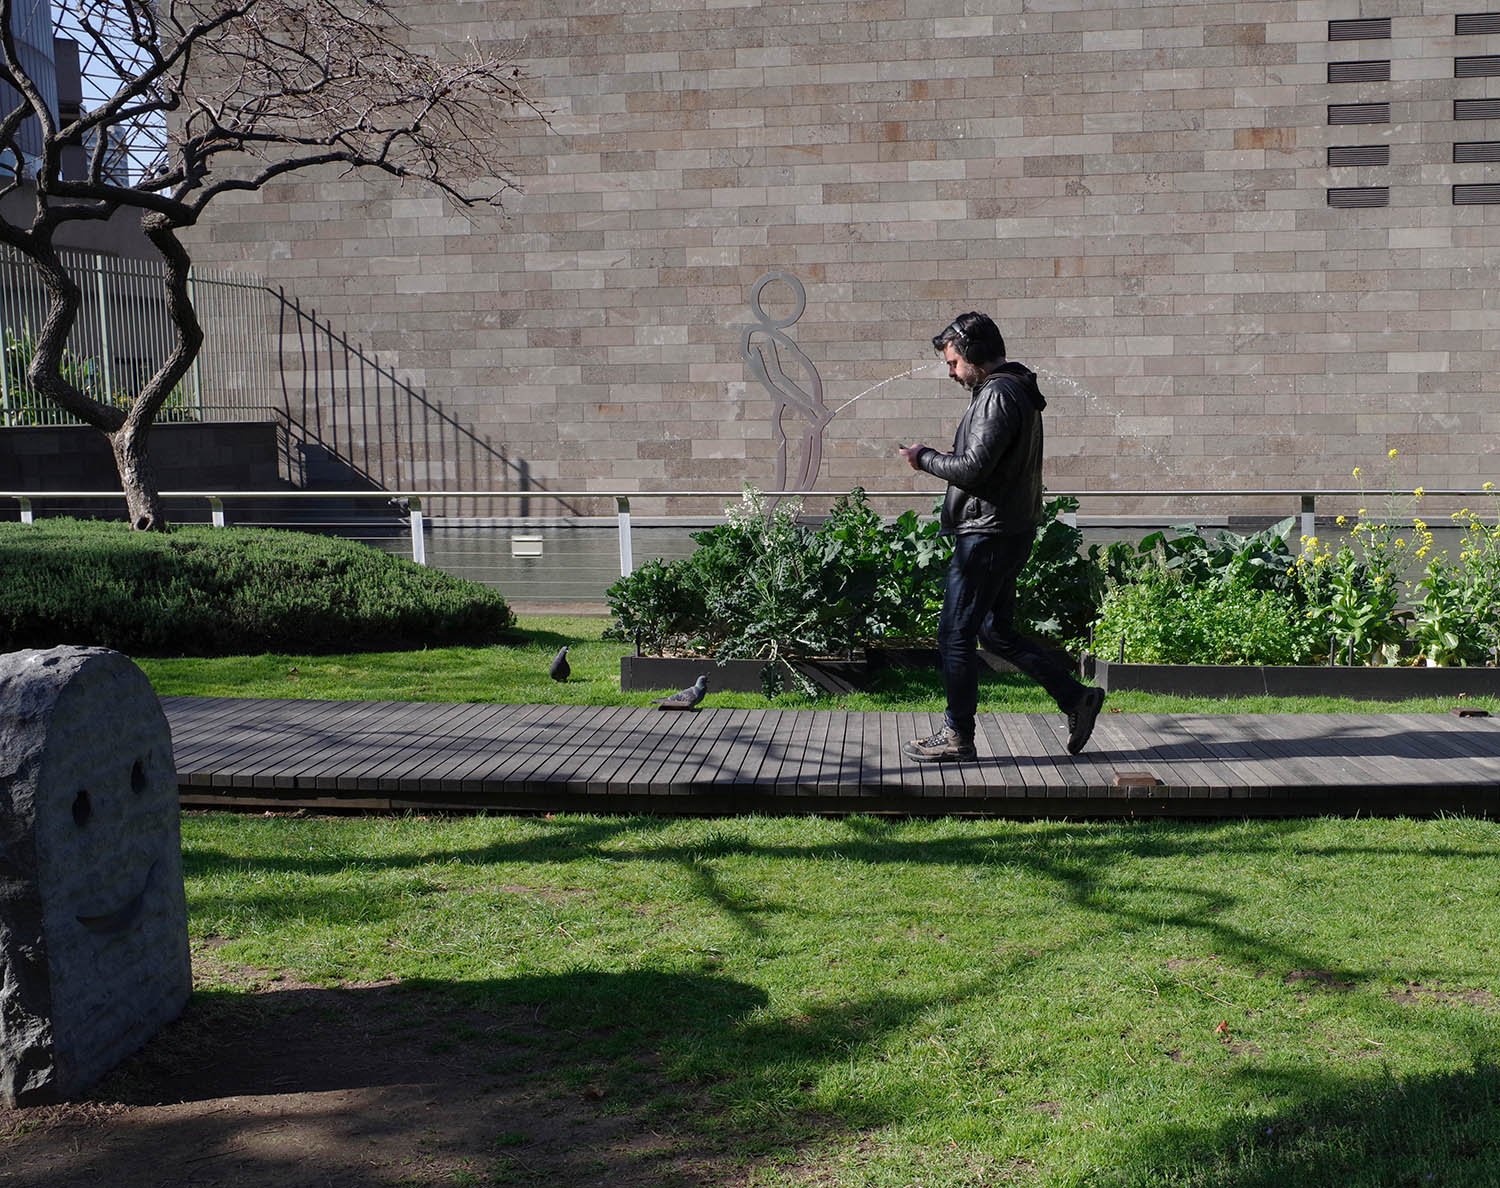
[828,361,941,416]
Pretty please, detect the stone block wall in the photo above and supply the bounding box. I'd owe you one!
[182,0,1500,514]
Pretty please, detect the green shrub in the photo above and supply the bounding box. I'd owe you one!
[605,487,1100,668]
[606,487,938,663]
[0,519,514,655]
[1016,494,1104,645]
[1092,564,1318,666]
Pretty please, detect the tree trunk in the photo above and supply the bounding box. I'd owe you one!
[110,423,166,532]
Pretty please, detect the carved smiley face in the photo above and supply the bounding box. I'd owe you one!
[1,646,192,1105]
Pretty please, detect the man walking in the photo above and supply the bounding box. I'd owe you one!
[898,311,1104,760]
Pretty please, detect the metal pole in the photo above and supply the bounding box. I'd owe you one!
[18,496,32,524]
[616,496,633,575]
[208,496,224,528]
[95,263,114,402]
[1300,494,1316,542]
[187,269,204,419]
[409,496,426,565]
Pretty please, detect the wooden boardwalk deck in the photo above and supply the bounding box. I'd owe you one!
[162,697,1500,818]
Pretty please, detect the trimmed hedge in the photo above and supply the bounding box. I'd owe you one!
[0,519,514,655]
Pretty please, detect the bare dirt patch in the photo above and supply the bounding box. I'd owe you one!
[1283,969,1355,993]
[0,956,746,1188]
[1389,982,1496,1010]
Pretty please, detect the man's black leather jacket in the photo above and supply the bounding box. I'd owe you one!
[914,361,1047,535]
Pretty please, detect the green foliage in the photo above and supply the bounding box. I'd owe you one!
[1297,541,1409,666]
[606,488,1100,673]
[1016,494,1104,642]
[1092,562,1319,666]
[1,324,199,425]
[606,487,955,665]
[0,518,513,655]
[1405,495,1500,666]
[1103,517,1299,596]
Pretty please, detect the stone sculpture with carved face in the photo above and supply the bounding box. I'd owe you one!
[0,646,191,1106]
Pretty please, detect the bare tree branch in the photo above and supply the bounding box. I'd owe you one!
[0,0,544,529]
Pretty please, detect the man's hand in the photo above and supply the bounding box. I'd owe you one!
[898,443,926,471]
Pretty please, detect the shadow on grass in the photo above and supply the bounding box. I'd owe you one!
[1090,1060,1500,1188]
[4,968,943,1187]
[184,816,1500,986]
[19,967,1500,1187]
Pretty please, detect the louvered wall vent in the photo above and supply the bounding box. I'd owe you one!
[1330,103,1391,124]
[1329,60,1391,83]
[1455,141,1500,162]
[1454,183,1500,204]
[1330,17,1392,39]
[1456,13,1500,35]
[1329,144,1391,166]
[1456,99,1500,119]
[1328,186,1390,208]
[1456,55,1500,77]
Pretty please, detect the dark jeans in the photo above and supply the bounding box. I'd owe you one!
[938,530,1087,738]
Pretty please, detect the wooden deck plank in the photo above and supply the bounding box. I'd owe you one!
[672,709,750,793]
[1104,714,1221,795]
[633,704,729,796]
[1015,713,1090,796]
[348,701,511,794]
[543,705,654,798]
[175,698,332,786]
[1227,714,1347,794]
[1382,714,1500,777]
[509,705,622,796]
[981,715,1046,796]
[1313,714,1428,788]
[1157,715,1267,797]
[778,711,818,793]
[1034,710,1125,796]
[828,711,867,794]
[791,710,832,794]
[590,708,680,795]
[452,704,584,794]
[1168,715,1279,790]
[647,706,742,796]
[230,699,403,790]
[160,698,1500,818]
[407,703,548,793]
[166,695,259,768]
[691,709,766,796]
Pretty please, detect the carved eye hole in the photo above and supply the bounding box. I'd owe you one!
[72,790,92,827]
[132,759,147,796]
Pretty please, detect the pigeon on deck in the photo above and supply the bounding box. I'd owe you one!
[548,645,571,681]
[654,674,708,710]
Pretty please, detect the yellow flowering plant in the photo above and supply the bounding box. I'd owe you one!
[1410,485,1500,664]
[1298,452,1418,664]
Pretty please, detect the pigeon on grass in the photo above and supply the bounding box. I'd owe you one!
[654,674,708,710]
[548,646,571,682]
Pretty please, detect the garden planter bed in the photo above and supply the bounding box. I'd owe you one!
[1091,657,1500,701]
[620,648,1063,694]
[620,655,869,694]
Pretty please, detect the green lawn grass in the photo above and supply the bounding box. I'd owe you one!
[181,812,1500,1186]
[135,614,1500,715]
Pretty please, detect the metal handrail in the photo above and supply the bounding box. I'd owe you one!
[5,487,1486,575]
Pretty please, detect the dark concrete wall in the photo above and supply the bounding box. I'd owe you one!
[0,421,284,492]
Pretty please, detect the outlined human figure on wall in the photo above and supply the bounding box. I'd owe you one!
[740,271,831,493]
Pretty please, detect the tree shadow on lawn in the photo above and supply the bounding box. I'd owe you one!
[184,815,1500,991]
[0,967,947,1188]
[1087,1059,1500,1188]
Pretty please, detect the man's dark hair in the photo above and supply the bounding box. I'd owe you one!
[932,311,1005,366]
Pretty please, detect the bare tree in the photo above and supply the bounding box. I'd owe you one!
[0,0,537,528]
